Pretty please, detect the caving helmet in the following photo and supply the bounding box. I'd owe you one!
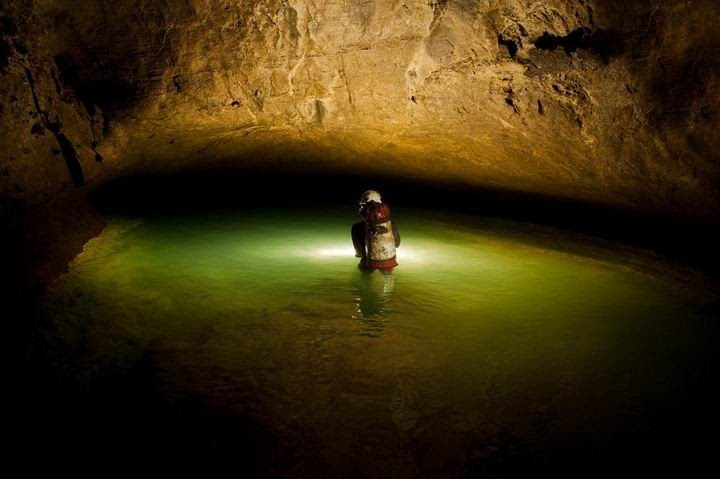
[359,190,382,206]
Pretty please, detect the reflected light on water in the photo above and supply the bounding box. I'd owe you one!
[315,246,355,257]
[308,245,424,262]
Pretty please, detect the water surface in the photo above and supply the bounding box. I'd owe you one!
[31,206,719,474]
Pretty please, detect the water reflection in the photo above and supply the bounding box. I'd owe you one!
[351,269,395,337]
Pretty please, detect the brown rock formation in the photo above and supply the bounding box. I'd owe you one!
[2,0,718,220]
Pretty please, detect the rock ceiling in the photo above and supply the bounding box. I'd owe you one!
[1,0,718,218]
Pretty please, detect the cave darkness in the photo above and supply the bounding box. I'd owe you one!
[2,0,720,475]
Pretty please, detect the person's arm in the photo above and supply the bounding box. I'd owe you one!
[352,222,366,258]
[392,220,400,247]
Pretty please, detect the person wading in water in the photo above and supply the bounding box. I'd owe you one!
[351,190,401,270]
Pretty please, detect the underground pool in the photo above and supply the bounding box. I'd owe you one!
[25,204,719,474]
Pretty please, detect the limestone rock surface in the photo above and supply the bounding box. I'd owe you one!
[1,0,719,219]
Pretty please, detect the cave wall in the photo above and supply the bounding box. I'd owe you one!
[1,0,719,219]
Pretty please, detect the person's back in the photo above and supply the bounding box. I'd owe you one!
[351,190,400,270]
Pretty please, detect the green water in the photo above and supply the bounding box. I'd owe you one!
[32,206,719,473]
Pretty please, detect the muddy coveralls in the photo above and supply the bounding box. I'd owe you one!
[351,201,401,270]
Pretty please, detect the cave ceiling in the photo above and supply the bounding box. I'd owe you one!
[1,0,719,218]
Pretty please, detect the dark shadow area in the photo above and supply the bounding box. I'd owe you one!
[498,34,519,58]
[534,28,625,62]
[0,37,10,71]
[54,53,138,115]
[0,13,15,71]
[22,66,86,186]
[52,130,85,186]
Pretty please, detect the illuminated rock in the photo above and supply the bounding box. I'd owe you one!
[0,0,718,218]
